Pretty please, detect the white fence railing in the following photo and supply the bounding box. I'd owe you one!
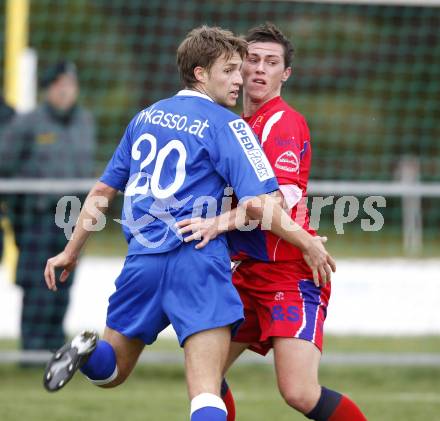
[0,172,438,256]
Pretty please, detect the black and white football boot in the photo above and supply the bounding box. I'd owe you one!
[43,330,99,392]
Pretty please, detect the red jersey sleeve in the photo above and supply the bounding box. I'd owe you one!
[297,116,312,193]
[261,110,311,191]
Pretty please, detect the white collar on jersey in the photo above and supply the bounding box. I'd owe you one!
[176,89,214,102]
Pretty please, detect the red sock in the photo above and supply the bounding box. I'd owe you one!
[329,395,367,421]
[221,379,236,421]
[307,387,366,420]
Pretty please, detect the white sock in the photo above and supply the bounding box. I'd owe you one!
[190,393,227,416]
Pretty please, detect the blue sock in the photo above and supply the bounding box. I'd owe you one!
[191,393,227,421]
[191,407,227,421]
[80,340,116,381]
[306,386,342,420]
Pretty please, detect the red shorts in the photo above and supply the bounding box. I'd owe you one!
[232,259,331,355]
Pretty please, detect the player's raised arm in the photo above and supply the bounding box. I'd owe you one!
[243,193,336,286]
[176,205,247,248]
[177,192,335,286]
[176,190,288,246]
[44,181,118,291]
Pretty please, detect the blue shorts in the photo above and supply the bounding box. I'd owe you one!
[106,238,244,346]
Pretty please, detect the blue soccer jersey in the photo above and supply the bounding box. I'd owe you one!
[101,90,278,255]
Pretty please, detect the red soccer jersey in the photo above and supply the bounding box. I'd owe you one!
[227,96,315,262]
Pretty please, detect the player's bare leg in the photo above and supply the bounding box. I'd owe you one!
[184,326,231,420]
[223,340,249,374]
[273,337,321,413]
[185,326,230,398]
[221,341,249,421]
[273,337,367,420]
[98,326,145,388]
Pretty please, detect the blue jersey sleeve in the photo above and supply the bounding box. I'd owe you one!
[100,118,135,191]
[211,118,279,199]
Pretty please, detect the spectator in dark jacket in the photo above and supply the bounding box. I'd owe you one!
[0,97,15,259]
[0,61,96,351]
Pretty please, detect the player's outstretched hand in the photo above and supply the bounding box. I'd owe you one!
[302,236,336,287]
[176,216,220,249]
[44,251,78,291]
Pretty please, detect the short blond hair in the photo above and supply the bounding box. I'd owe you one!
[177,25,247,87]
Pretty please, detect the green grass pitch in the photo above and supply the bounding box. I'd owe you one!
[0,336,440,420]
[1,363,440,420]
